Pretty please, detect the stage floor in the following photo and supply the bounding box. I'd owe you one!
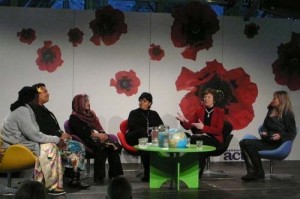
[1,161,300,199]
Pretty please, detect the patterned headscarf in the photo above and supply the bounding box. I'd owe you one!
[71,94,104,132]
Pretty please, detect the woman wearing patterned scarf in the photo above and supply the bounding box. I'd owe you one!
[69,94,123,183]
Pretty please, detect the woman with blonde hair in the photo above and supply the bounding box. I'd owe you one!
[239,90,297,181]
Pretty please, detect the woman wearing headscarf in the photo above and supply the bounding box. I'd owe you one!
[69,94,123,183]
[1,86,66,195]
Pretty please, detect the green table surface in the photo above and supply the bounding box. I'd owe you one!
[134,144,216,153]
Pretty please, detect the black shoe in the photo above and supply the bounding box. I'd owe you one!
[68,181,91,189]
[257,172,265,179]
[141,176,149,182]
[48,189,66,196]
[94,178,104,184]
[241,173,259,181]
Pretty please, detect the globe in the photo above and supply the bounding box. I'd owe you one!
[168,129,188,148]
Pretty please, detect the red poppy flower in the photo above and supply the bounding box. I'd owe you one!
[175,60,258,130]
[171,2,220,61]
[149,43,165,61]
[272,32,300,91]
[89,5,127,46]
[110,70,141,96]
[68,28,84,47]
[36,41,64,73]
[17,28,36,44]
[244,23,260,38]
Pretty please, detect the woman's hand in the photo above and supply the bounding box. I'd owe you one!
[176,113,188,123]
[260,131,268,136]
[61,132,71,140]
[57,139,67,149]
[272,133,281,141]
[98,133,109,142]
[191,119,204,130]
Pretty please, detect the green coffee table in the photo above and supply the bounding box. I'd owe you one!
[135,144,215,191]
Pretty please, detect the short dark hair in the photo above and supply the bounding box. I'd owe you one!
[138,92,152,103]
[15,181,48,199]
[107,177,132,199]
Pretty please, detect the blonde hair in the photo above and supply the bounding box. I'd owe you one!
[273,90,293,118]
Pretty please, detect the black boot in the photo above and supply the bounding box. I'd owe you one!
[68,172,91,189]
[251,154,265,179]
[241,150,259,181]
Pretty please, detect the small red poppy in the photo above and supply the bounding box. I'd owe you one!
[175,60,258,130]
[17,28,36,44]
[68,28,84,47]
[89,5,127,46]
[272,32,300,91]
[110,70,141,96]
[149,44,165,61]
[244,23,260,38]
[35,41,64,73]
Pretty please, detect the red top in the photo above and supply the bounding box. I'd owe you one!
[180,106,225,144]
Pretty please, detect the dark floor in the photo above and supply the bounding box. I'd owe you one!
[1,161,300,199]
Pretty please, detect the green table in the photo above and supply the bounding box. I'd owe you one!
[135,144,215,190]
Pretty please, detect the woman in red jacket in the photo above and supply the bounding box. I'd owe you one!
[176,88,225,178]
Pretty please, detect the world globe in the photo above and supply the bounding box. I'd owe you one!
[168,129,188,148]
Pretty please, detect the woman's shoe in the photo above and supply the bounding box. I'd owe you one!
[68,181,91,189]
[241,173,258,181]
[94,178,105,184]
[48,188,66,196]
[141,175,149,182]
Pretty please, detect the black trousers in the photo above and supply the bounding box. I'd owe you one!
[93,145,123,180]
[239,139,281,174]
[191,135,221,177]
[125,129,150,177]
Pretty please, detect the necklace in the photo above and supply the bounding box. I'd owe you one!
[205,108,214,118]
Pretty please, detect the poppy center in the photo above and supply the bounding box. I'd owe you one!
[118,76,132,91]
[41,49,56,64]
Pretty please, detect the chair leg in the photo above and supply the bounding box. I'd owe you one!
[202,157,228,178]
[0,172,18,195]
[7,172,12,188]
[86,158,91,176]
[266,160,293,180]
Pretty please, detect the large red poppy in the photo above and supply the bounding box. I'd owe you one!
[35,41,64,73]
[110,70,141,96]
[68,28,84,47]
[272,32,300,91]
[17,28,36,44]
[175,60,258,130]
[149,43,165,61]
[171,2,219,61]
[89,5,127,46]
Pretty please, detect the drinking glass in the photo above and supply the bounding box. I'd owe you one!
[196,140,203,148]
[139,137,148,148]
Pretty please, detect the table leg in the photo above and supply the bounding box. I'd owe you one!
[149,152,199,190]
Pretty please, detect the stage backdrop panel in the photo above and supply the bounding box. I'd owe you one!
[0,7,299,162]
